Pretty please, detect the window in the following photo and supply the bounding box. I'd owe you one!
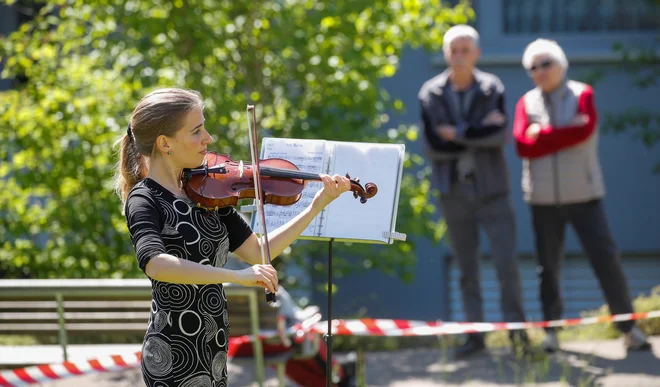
[502,0,660,34]
[432,0,660,66]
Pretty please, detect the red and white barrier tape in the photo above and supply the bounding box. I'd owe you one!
[1,310,658,386]
[0,314,322,387]
[0,330,292,387]
[0,351,142,387]
[309,310,660,337]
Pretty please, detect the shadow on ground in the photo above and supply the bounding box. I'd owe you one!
[361,337,660,387]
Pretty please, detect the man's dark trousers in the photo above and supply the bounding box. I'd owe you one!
[440,179,526,326]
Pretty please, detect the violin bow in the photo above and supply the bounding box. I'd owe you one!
[246,105,277,305]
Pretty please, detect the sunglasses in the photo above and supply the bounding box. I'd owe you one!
[529,59,554,73]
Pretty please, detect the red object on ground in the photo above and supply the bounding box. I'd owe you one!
[230,334,346,387]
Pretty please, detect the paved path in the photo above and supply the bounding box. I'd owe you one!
[3,336,658,386]
[362,336,660,387]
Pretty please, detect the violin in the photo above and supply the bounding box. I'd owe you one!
[180,152,378,210]
[180,105,377,305]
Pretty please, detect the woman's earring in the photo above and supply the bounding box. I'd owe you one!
[167,149,171,155]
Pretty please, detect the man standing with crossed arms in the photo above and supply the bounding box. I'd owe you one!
[418,25,529,358]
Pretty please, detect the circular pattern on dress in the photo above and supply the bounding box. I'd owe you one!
[176,221,200,245]
[200,238,214,257]
[142,335,172,379]
[179,373,212,387]
[179,311,202,337]
[153,310,168,332]
[191,209,223,241]
[153,283,196,312]
[165,243,189,259]
[215,328,227,349]
[211,351,227,381]
[203,314,218,343]
[202,343,213,372]
[171,334,198,378]
[172,199,192,216]
[199,286,224,317]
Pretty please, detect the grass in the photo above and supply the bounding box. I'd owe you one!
[486,284,660,349]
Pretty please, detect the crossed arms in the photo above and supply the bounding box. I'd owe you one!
[513,85,597,159]
[420,91,509,160]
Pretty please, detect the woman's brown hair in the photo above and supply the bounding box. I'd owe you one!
[113,88,204,204]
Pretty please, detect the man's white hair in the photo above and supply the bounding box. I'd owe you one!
[522,38,569,71]
[443,24,479,53]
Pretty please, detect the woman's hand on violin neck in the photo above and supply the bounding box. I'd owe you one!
[313,173,351,208]
[231,264,279,293]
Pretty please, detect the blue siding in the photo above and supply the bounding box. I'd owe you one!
[448,255,660,322]
[310,238,450,322]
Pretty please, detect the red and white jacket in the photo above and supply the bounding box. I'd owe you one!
[513,80,605,205]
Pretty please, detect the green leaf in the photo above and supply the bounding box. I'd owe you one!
[0,0,465,290]
[381,64,397,77]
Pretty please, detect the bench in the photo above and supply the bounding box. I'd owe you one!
[0,278,292,386]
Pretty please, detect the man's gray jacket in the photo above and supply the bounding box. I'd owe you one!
[418,68,511,199]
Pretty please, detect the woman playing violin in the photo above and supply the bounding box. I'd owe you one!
[113,87,351,387]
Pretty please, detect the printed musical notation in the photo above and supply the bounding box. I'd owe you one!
[251,137,406,244]
[253,138,327,235]
[262,218,288,230]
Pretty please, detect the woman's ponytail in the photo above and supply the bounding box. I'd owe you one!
[114,124,147,205]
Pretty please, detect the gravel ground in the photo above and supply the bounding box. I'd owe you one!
[25,336,660,386]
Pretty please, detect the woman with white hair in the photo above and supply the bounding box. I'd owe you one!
[512,39,651,353]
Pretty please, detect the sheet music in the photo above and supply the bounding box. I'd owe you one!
[252,138,327,235]
[321,141,404,243]
[249,137,405,244]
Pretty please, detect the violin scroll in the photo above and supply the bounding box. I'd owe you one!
[346,173,378,204]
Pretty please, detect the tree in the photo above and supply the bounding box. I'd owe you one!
[0,0,474,288]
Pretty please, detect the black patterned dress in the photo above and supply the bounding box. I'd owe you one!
[124,178,253,387]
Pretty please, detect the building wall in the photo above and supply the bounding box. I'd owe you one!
[317,0,660,323]
[448,254,660,322]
